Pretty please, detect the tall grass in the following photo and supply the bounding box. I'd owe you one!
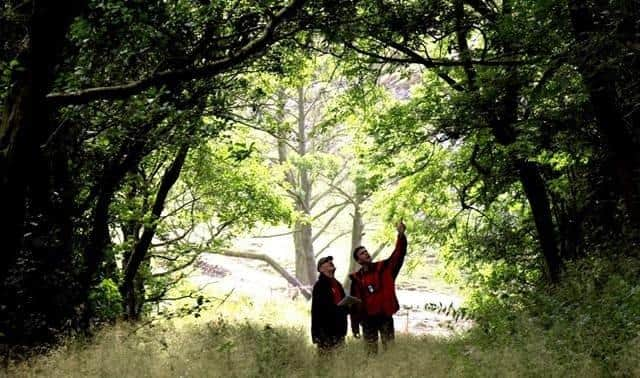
[4,322,609,378]
[6,287,634,378]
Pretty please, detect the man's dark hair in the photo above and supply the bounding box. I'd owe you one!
[352,246,365,261]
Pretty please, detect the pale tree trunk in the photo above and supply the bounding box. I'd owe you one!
[293,220,316,286]
[275,88,316,286]
[346,191,364,282]
[294,86,317,285]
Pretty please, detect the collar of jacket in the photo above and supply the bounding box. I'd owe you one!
[318,272,335,282]
[350,261,381,279]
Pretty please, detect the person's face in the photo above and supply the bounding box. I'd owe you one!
[355,247,371,265]
[319,260,336,276]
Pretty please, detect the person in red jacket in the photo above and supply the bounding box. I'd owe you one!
[349,221,407,354]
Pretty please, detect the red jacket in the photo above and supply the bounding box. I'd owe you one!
[349,233,407,331]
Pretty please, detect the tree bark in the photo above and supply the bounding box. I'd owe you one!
[454,0,561,282]
[120,145,189,318]
[516,160,561,282]
[568,0,640,226]
[294,86,317,285]
[345,191,364,285]
[0,0,87,344]
[276,87,316,286]
[293,220,316,286]
[82,124,155,297]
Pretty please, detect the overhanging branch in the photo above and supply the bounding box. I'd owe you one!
[46,0,306,105]
[212,249,311,299]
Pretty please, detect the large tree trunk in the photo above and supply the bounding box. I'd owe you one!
[494,82,561,282]
[276,87,317,286]
[122,261,149,321]
[293,86,317,285]
[490,91,561,283]
[0,1,86,345]
[0,0,84,273]
[293,220,316,287]
[0,81,31,280]
[568,0,640,226]
[120,189,143,320]
[82,124,154,305]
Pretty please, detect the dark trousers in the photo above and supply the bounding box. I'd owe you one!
[316,336,345,357]
[362,315,394,354]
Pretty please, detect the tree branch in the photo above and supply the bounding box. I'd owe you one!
[220,112,298,151]
[212,249,311,299]
[370,241,390,260]
[46,0,307,105]
[311,203,348,243]
[348,39,531,68]
[314,230,351,257]
[312,200,351,221]
[463,0,498,22]
[152,250,203,277]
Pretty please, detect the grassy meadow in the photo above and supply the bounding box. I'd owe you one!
[5,286,638,378]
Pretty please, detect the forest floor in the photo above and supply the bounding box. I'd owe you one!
[9,235,638,377]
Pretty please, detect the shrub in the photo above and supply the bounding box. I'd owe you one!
[88,279,123,323]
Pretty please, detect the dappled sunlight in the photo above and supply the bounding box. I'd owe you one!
[189,239,470,337]
[2,1,639,376]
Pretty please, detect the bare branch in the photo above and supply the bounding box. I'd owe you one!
[325,180,356,203]
[311,200,351,221]
[370,241,391,260]
[219,113,298,151]
[311,203,348,243]
[151,222,232,277]
[159,196,201,221]
[314,230,351,257]
[147,270,192,300]
[148,253,181,262]
[346,38,531,73]
[344,40,415,65]
[252,230,297,238]
[151,224,194,248]
[152,251,203,277]
[212,249,311,299]
[310,162,350,208]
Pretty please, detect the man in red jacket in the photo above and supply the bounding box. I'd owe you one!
[349,221,407,354]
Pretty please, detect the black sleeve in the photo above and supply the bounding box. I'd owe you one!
[311,281,331,344]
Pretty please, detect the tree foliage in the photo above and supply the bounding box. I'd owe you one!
[0,0,638,354]
[0,0,310,345]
